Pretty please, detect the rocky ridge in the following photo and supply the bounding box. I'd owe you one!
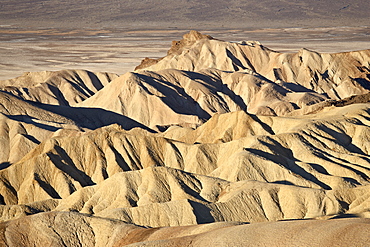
[0,31,369,246]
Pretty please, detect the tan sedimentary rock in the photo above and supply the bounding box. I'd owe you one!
[0,69,118,106]
[0,211,369,247]
[0,91,79,164]
[0,90,147,165]
[0,211,139,247]
[78,68,329,129]
[138,31,370,101]
[54,166,343,226]
[0,103,369,224]
[0,31,369,246]
[135,30,214,70]
[121,217,370,247]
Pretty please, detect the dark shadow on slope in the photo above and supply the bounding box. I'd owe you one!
[277,218,312,222]
[226,49,246,71]
[181,183,209,203]
[338,200,350,212]
[245,137,332,189]
[309,163,330,175]
[47,146,95,187]
[226,48,258,72]
[322,150,370,181]
[86,70,105,91]
[108,145,132,172]
[34,173,62,199]
[280,82,317,93]
[135,73,211,119]
[58,70,108,99]
[352,77,370,91]
[176,174,209,203]
[33,102,155,133]
[47,84,70,106]
[310,146,369,183]
[2,70,112,107]
[22,134,41,144]
[314,123,366,155]
[168,142,184,166]
[184,70,248,112]
[246,147,331,189]
[342,177,361,186]
[272,180,296,185]
[0,162,11,170]
[5,115,59,131]
[0,180,17,205]
[303,127,370,181]
[250,114,275,135]
[330,213,360,219]
[273,68,284,81]
[189,200,215,224]
[71,72,97,96]
[2,91,154,133]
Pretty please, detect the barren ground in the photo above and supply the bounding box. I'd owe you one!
[1,26,369,80]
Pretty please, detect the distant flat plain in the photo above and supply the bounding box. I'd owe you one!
[1,26,369,80]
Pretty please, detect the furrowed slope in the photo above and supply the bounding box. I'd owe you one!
[0,91,79,164]
[0,70,118,106]
[79,68,329,129]
[0,91,151,165]
[1,31,370,246]
[0,104,370,224]
[0,211,370,247]
[76,30,370,125]
[138,31,370,101]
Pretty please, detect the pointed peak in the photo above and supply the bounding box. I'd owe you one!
[182,30,214,42]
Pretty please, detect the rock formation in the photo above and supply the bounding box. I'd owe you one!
[0,70,118,106]
[0,31,370,246]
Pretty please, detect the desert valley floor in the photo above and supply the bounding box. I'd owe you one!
[0,28,369,246]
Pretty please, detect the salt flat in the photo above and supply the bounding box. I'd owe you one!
[1,26,369,80]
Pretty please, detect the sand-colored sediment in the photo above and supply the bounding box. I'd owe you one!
[0,30,369,246]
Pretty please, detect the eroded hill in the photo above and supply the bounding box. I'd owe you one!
[0,31,370,246]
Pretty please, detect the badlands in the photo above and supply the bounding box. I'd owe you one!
[0,29,369,246]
